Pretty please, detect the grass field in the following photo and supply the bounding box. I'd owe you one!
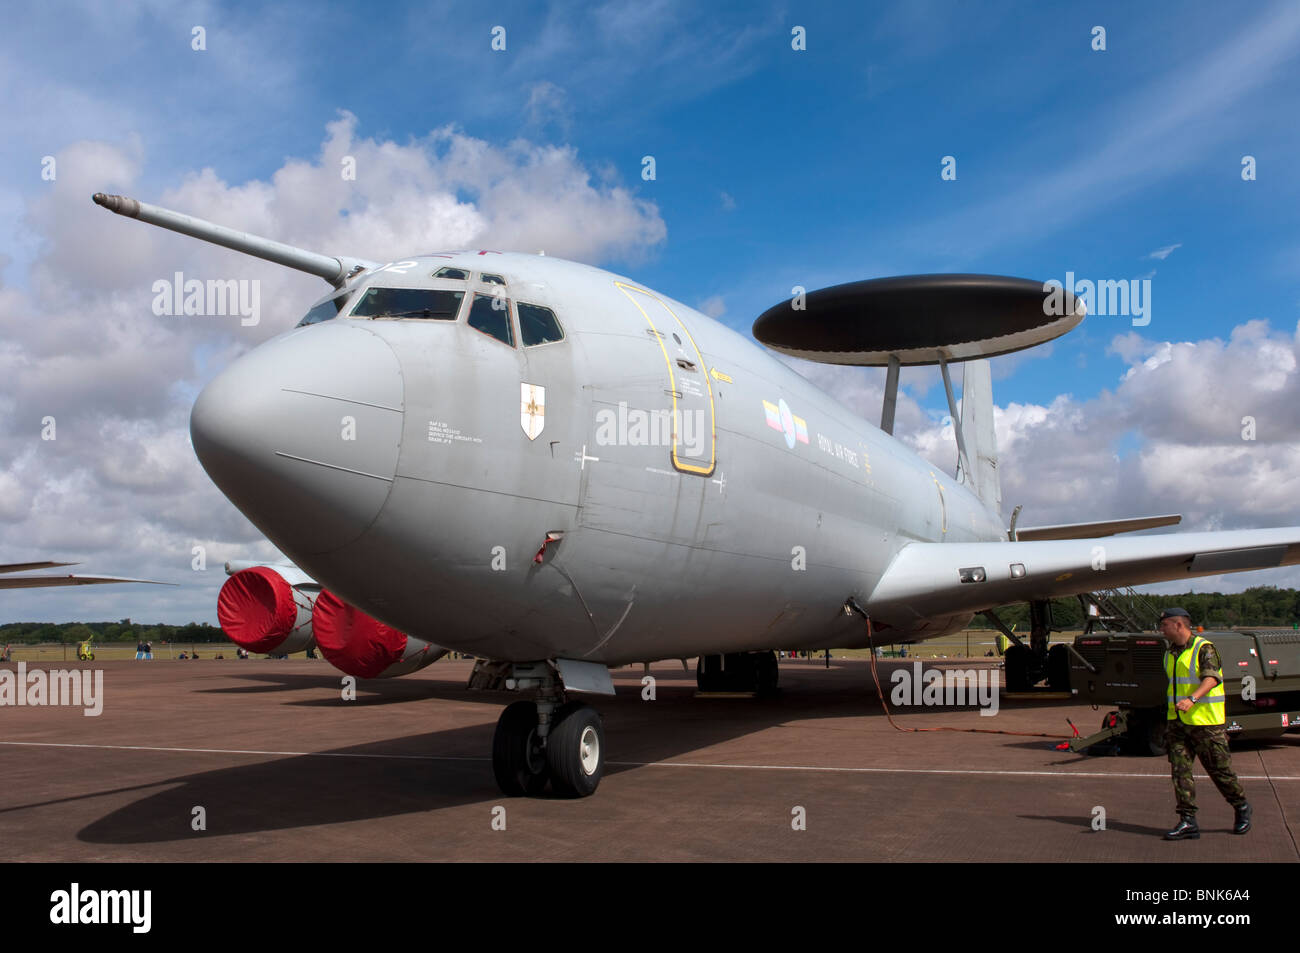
[0,630,1084,664]
[2,642,315,662]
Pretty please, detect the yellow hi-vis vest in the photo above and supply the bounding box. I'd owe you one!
[1165,635,1226,725]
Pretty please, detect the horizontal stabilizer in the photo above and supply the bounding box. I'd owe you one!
[1014,514,1182,541]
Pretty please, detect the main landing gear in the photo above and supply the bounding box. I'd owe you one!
[485,661,606,798]
[986,600,1070,693]
[696,650,779,694]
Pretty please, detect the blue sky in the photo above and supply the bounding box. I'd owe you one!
[9,2,1299,401]
[3,0,1300,622]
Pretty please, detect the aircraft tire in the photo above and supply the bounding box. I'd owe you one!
[1003,645,1031,692]
[696,655,721,692]
[1125,709,1167,757]
[492,701,550,797]
[1046,643,1070,691]
[547,702,604,798]
[756,651,779,694]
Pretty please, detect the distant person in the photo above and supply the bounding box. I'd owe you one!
[192,650,199,659]
[824,648,831,668]
[178,652,188,660]
[144,641,153,660]
[135,640,147,660]
[306,645,318,659]
[1,643,11,662]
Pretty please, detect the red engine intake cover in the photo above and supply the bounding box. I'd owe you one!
[312,590,409,678]
[217,566,299,653]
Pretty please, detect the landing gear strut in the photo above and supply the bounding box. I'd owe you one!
[487,662,606,798]
[988,600,1070,692]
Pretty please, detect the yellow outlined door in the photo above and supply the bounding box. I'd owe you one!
[929,471,948,537]
[615,282,717,476]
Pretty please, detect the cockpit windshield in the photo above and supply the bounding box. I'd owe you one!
[350,287,464,320]
[296,291,351,328]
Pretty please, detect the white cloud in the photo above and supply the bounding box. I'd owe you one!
[1146,243,1183,260]
[523,80,574,137]
[803,320,1300,591]
[698,295,726,318]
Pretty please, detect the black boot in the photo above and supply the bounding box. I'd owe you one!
[1164,815,1200,840]
[1233,802,1252,835]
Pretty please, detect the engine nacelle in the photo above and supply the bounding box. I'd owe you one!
[217,563,318,655]
[312,589,445,678]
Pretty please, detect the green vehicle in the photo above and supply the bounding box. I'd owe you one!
[1067,630,1300,755]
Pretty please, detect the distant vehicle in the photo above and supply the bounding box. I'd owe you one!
[76,638,94,661]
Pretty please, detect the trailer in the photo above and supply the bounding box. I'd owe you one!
[1066,629,1300,755]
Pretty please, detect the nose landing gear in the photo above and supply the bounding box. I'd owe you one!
[483,660,608,798]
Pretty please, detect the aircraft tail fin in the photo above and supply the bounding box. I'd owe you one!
[959,359,1000,516]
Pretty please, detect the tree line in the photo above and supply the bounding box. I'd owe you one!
[2,586,1298,645]
[972,586,1300,630]
[0,619,227,645]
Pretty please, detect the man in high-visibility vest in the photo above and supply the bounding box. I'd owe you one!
[1160,607,1251,840]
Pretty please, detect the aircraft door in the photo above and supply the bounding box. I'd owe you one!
[614,282,717,477]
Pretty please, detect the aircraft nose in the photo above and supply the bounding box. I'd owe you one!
[191,322,404,555]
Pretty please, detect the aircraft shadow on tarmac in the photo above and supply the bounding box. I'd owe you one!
[68,661,1238,844]
[195,671,453,705]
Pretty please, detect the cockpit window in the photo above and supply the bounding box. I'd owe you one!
[350,287,464,320]
[480,273,506,286]
[433,267,469,279]
[517,302,565,346]
[296,292,351,328]
[466,292,514,347]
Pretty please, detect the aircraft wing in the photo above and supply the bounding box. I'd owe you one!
[0,561,76,573]
[0,575,174,590]
[866,527,1300,622]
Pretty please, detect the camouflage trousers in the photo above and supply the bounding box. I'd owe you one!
[1166,720,1247,816]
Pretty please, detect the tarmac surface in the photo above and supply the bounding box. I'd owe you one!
[2,656,1298,862]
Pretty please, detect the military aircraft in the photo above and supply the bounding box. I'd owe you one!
[93,192,1300,798]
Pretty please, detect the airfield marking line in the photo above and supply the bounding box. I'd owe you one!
[2,741,1297,782]
[611,760,1300,781]
[0,741,478,761]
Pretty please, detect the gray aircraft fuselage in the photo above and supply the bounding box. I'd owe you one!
[191,252,1005,664]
